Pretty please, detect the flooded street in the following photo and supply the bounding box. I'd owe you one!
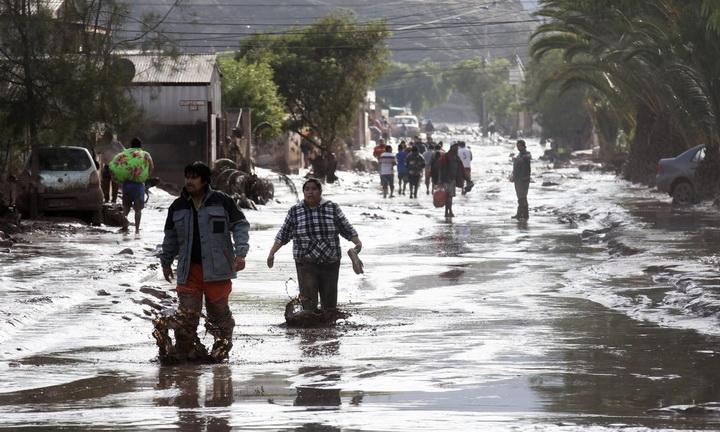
[2,136,720,431]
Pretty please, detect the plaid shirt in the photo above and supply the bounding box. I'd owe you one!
[276,199,358,263]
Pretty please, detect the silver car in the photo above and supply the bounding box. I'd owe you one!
[656,144,705,205]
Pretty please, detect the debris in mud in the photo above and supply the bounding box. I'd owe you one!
[101,204,128,227]
[607,239,642,256]
[118,248,133,255]
[19,296,52,304]
[139,286,172,300]
[577,163,601,172]
[211,158,274,210]
[550,209,591,226]
[96,290,111,296]
[643,265,680,274]
[542,181,560,187]
[648,402,720,417]
[284,297,350,328]
[360,212,386,220]
[439,268,465,279]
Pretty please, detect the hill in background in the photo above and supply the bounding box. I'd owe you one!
[122,0,537,65]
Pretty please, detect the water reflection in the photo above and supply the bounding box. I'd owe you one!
[297,329,341,358]
[155,365,233,432]
[531,297,720,426]
[294,386,341,407]
[293,423,341,432]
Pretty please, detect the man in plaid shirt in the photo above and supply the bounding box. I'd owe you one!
[267,178,363,311]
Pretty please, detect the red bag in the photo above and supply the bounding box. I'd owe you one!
[433,186,446,208]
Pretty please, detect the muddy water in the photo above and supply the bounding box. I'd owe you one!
[1,137,720,431]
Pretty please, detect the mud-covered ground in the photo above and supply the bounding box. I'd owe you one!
[1,135,720,431]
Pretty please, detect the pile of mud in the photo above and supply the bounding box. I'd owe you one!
[284,297,350,328]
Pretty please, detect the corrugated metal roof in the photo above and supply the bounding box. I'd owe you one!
[125,54,218,84]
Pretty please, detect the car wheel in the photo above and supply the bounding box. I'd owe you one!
[672,180,695,205]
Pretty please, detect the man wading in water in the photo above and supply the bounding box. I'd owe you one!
[160,162,250,362]
[510,139,532,220]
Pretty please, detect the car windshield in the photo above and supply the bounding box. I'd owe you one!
[39,148,91,171]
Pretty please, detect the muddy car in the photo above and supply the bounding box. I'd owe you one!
[390,115,420,138]
[656,144,705,205]
[16,146,104,223]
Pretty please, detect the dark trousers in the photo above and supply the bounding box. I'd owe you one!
[408,174,421,197]
[101,165,119,203]
[514,181,529,218]
[295,260,341,310]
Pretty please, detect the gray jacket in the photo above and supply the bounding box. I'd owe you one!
[160,186,250,284]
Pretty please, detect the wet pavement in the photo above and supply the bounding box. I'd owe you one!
[1,135,720,431]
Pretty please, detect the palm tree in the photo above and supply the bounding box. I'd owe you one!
[531,0,720,189]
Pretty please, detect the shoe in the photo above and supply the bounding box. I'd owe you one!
[210,339,232,362]
[511,214,519,219]
[348,248,364,274]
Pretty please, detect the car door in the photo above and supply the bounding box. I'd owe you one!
[688,146,706,182]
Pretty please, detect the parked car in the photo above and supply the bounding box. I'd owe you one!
[390,115,419,138]
[656,144,705,205]
[16,146,104,223]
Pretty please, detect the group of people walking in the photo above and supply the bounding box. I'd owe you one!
[373,136,532,221]
[373,137,475,217]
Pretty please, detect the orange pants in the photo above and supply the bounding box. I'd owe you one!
[177,262,232,301]
[176,263,234,342]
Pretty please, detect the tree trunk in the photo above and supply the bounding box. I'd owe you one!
[623,104,685,185]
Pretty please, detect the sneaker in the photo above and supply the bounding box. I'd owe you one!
[348,248,364,274]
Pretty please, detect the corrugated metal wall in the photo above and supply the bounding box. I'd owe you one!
[129,85,221,125]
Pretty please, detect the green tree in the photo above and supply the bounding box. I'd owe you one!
[218,55,285,138]
[238,13,390,161]
[531,0,720,188]
[443,58,511,127]
[376,60,451,115]
[523,50,593,151]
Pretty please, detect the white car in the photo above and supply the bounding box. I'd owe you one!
[390,115,419,138]
[17,146,104,223]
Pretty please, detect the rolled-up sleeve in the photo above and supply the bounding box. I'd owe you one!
[333,203,357,240]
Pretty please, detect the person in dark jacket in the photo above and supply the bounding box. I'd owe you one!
[429,141,445,192]
[510,139,532,220]
[438,143,464,218]
[405,146,426,199]
[267,178,363,311]
[160,161,250,362]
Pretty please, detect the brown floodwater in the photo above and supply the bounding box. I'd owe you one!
[1,137,720,431]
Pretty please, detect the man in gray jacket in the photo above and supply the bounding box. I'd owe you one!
[510,139,532,220]
[160,161,250,362]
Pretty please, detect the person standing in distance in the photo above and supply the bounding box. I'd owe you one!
[160,161,250,362]
[510,139,532,220]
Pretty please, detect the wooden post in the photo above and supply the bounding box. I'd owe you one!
[206,101,213,165]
